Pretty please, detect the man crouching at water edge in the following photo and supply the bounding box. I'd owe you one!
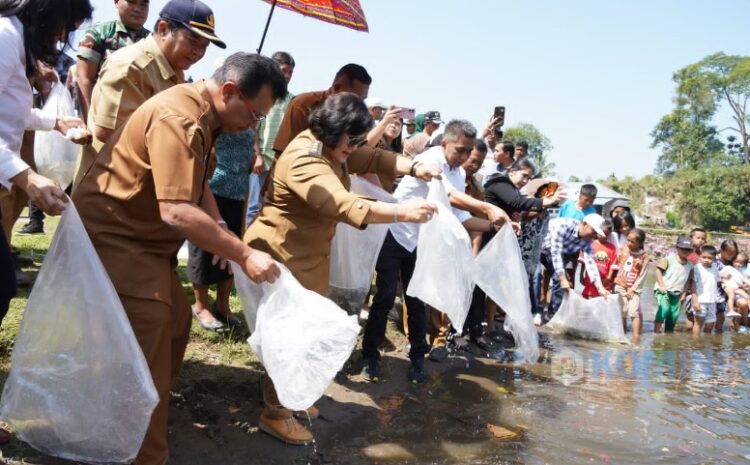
[72,53,287,465]
[538,214,611,321]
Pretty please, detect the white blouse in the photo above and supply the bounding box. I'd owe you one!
[0,15,56,189]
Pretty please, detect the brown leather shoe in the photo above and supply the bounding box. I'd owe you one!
[293,405,319,420]
[258,415,313,445]
[0,427,12,445]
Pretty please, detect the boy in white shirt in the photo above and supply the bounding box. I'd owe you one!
[690,245,721,336]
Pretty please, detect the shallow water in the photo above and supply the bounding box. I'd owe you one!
[328,268,750,464]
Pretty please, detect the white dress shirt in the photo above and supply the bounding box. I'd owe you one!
[389,146,472,252]
[0,16,56,189]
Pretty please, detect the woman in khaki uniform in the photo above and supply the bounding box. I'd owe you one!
[245,93,440,445]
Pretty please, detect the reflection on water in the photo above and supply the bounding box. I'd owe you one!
[329,267,750,464]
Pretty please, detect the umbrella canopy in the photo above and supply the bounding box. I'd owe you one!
[258,0,368,52]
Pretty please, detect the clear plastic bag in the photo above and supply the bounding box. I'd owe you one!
[329,176,395,313]
[234,264,360,411]
[473,224,539,363]
[0,203,159,464]
[33,80,79,188]
[545,291,629,343]
[407,180,474,331]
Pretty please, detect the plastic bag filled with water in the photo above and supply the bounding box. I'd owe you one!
[33,80,79,188]
[407,180,474,331]
[546,291,629,343]
[474,223,539,363]
[0,203,159,464]
[235,264,360,411]
[329,176,395,314]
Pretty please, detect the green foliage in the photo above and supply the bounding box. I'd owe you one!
[652,52,750,175]
[665,211,682,229]
[676,164,750,231]
[503,122,556,176]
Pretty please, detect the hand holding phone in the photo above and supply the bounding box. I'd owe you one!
[493,106,506,128]
[400,107,416,121]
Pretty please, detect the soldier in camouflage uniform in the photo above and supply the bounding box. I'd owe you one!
[76,0,150,120]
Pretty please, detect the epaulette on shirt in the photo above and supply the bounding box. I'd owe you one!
[306,140,323,157]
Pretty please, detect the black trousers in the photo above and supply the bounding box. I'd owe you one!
[27,201,44,225]
[362,231,429,362]
[464,286,486,338]
[0,211,16,325]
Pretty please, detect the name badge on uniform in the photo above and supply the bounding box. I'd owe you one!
[308,140,323,157]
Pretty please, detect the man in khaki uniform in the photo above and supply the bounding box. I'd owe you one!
[245,93,441,446]
[72,0,225,190]
[272,63,372,156]
[73,53,288,465]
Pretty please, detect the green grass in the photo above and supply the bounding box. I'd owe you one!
[1,212,261,383]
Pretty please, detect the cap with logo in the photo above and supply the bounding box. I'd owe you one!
[159,0,226,49]
[582,213,606,238]
[676,236,693,250]
[424,111,443,124]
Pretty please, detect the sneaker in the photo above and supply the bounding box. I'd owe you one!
[428,346,448,362]
[258,415,312,445]
[361,356,381,382]
[726,310,741,319]
[18,222,44,235]
[408,357,427,384]
[739,326,749,334]
[533,313,543,327]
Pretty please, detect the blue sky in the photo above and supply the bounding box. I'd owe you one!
[85,0,750,181]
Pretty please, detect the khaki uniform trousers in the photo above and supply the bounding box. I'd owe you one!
[119,272,191,465]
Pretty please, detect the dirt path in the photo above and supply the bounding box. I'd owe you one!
[0,328,520,465]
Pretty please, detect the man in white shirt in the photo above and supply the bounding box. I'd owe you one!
[361,119,513,384]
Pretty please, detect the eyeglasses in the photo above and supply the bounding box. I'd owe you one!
[230,81,266,121]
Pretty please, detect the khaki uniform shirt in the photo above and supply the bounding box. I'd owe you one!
[73,82,219,304]
[244,129,397,295]
[272,89,331,155]
[74,34,183,188]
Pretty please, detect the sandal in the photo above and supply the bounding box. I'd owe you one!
[192,306,224,332]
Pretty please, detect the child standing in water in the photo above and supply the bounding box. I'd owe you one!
[614,228,650,340]
[654,236,694,333]
[690,245,721,336]
[684,227,707,331]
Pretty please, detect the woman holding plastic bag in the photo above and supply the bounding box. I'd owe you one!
[0,0,92,329]
[481,158,565,335]
[243,92,440,446]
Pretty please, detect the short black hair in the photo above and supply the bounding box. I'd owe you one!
[630,228,646,244]
[501,141,515,155]
[516,140,529,150]
[700,244,717,256]
[334,63,372,85]
[508,157,536,174]
[17,0,94,77]
[271,51,295,67]
[580,184,598,198]
[442,120,477,143]
[473,138,488,153]
[212,52,288,101]
[720,239,739,253]
[308,93,374,148]
[613,210,636,232]
[690,227,706,236]
[602,219,613,231]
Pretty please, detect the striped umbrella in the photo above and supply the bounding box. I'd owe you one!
[257,0,369,53]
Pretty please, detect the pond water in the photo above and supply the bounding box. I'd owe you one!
[326,267,750,465]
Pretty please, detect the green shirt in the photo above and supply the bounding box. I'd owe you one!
[257,92,294,170]
[77,20,150,66]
